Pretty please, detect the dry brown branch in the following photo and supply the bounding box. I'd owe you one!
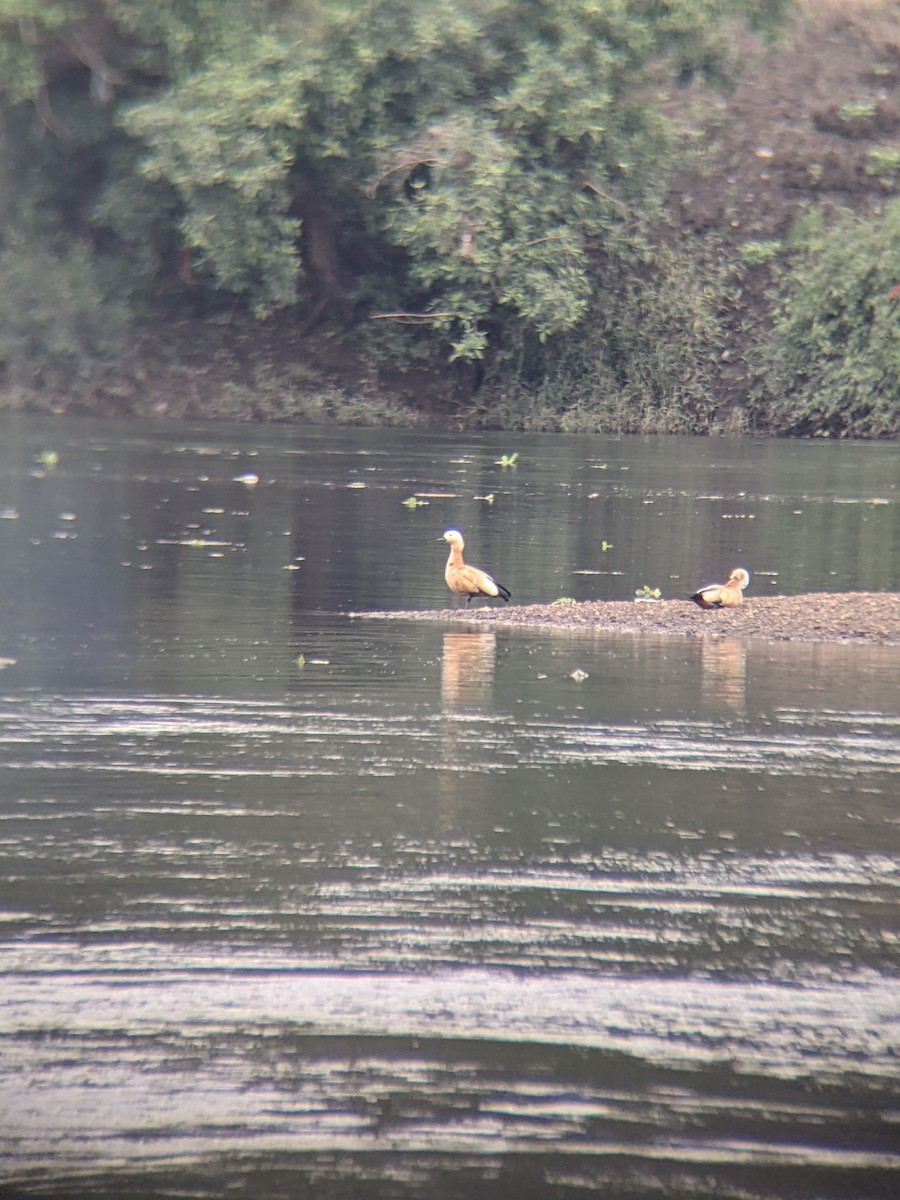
[370,311,458,323]
[34,87,71,140]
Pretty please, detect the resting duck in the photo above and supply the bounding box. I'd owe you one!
[441,529,511,604]
[690,567,750,608]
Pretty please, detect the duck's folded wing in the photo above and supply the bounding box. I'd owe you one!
[466,566,501,596]
[690,584,724,607]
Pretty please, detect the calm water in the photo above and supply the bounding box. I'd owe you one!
[0,414,899,1200]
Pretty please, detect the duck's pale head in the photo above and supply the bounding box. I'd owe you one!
[728,568,751,590]
[442,529,464,548]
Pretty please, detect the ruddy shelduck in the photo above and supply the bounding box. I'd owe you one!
[441,529,511,604]
[690,567,750,608]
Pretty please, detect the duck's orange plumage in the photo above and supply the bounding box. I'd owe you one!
[441,529,511,604]
[690,567,750,608]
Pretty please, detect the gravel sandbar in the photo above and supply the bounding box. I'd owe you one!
[353,593,900,646]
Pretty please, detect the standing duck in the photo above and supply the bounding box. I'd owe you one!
[441,529,511,604]
[690,567,750,608]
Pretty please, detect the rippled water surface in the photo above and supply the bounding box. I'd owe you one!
[0,416,899,1199]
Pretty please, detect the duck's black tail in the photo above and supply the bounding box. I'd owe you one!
[497,583,511,603]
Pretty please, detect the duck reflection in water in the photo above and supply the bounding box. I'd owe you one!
[701,637,747,714]
[441,630,497,712]
[691,567,750,608]
[436,630,499,827]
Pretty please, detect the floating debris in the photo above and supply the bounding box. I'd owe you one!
[156,538,232,548]
[234,472,259,486]
[570,668,589,682]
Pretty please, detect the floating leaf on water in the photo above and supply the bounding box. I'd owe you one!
[415,492,458,499]
[570,668,589,682]
[402,496,428,508]
[347,481,367,489]
[601,540,614,552]
[0,508,19,520]
[474,493,494,503]
[234,473,259,486]
[495,453,518,468]
[0,658,16,670]
[58,512,77,522]
[39,450,59,469]
[295,654,306,668]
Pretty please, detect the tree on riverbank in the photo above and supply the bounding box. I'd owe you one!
[1,0,898,436]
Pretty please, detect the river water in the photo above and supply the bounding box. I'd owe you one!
[0,414,898,1199]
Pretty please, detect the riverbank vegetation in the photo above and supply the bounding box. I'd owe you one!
[1,0,898,436]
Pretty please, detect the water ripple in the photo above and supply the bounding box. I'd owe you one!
[1,695,898,778]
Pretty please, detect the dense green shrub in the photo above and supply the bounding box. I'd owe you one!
[471,241,736,433]
[0,231,130,403]
[752,200,900,437]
